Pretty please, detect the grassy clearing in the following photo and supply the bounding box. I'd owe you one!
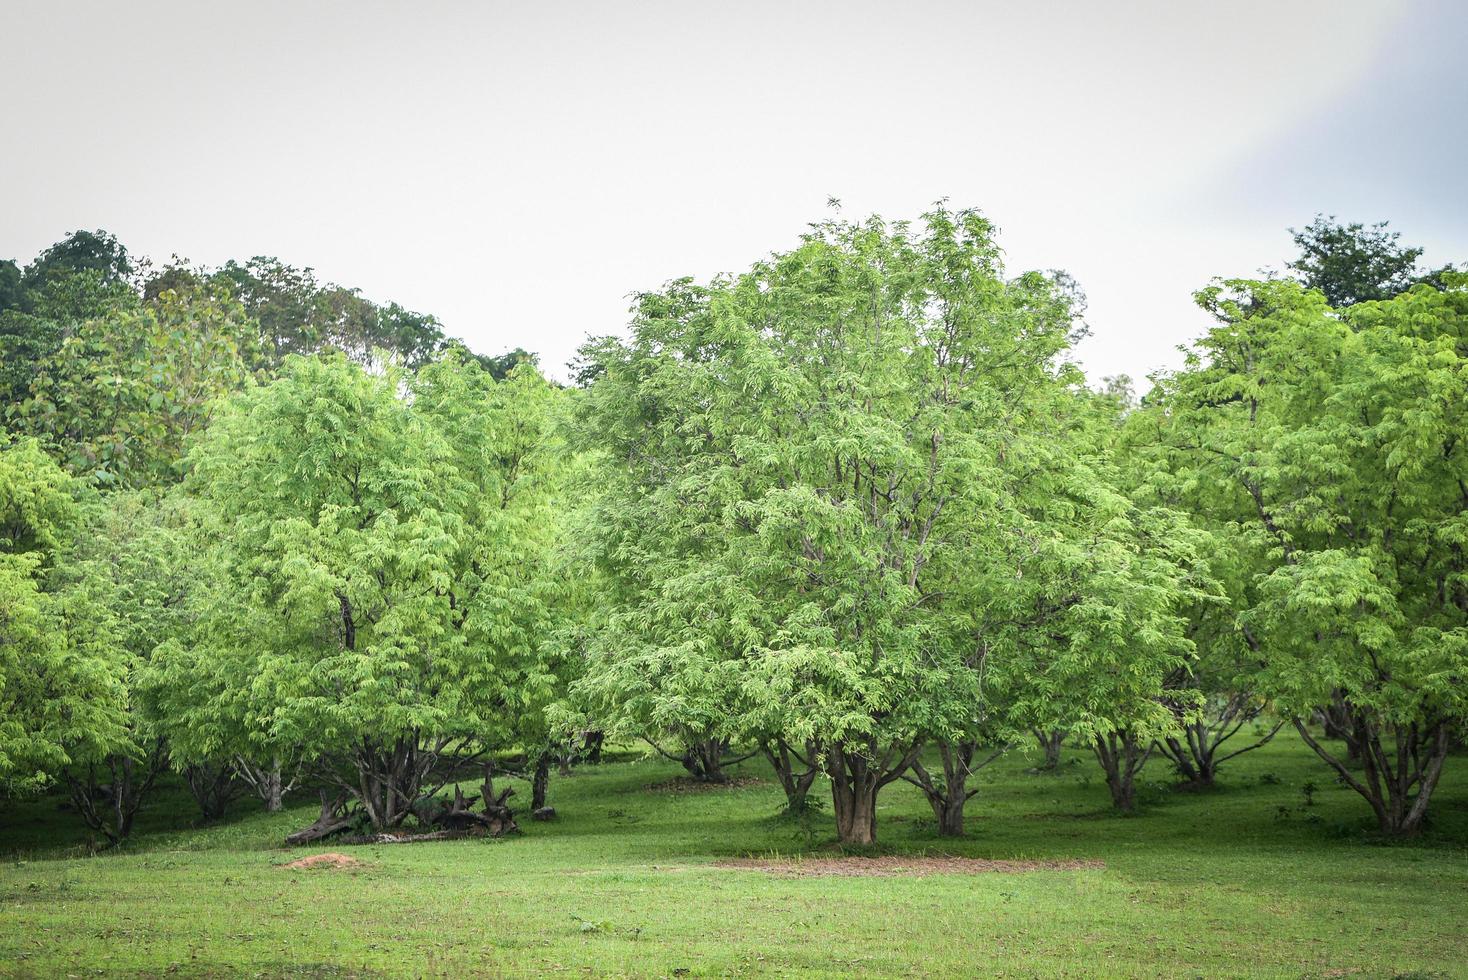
[2,734,1465,978]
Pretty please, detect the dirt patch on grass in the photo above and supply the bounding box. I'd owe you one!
[282,852,363,870]
[715,856,1104,877]
[646,775,768,793]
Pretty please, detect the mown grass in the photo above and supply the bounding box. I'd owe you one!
[2,732,1465,978]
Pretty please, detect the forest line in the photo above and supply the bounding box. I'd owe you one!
[1,208,1463,846]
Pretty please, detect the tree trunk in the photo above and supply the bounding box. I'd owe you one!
[337,734,481,831]
[1159,693,1283,788]
[830,775,877,844]
[915,753,969,836]
[184,761,241,821]
[475,764,520,835]
[352,738,426,829]
[65,740,168,845]
[1318,692,1361,763]
[761,738,820,814]
[532,753,551,811]
[906,741,1006,837]
[582,730,604,764]
[644,733,759,784]
[1032,729,1064,771]
[235,756,292,812]
[681,737,732,783]
[263,765,284,812]
[398,764,519,838]
[1092,730,1152,812]
[826,738,924,845]
[1295,715,1452,837]
[1161,728,1206,785]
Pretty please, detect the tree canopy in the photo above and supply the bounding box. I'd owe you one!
[1,211,1462,846]
[1140,273,1468,834]
[1288,215,1455,308]
[568,207,1210,840]
[164,352,568,829]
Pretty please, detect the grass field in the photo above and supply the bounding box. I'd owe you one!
[2,733,1465,978]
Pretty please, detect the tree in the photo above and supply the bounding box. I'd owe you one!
[571,206,1201,841]
[0,436,146,844]
[54,490,201,840]
[0,436,124,796]
[563,279,772,789]
[1288,215,1454,308]
[992,464,1214,812]
[14,279,258,487]
[472,346,537,382]
[0,260,22,313]
[373,301,447,369]
[1146,275,1468,835]
[1,233,142,409]
[148,605,301,814]
[1122,394,1283,788]
[212,258,320,361]
[1030,730,1065,771]
[177,353,562,833]
[213,257,444,368]
[22,230,134,292]
[1151,568,1283,789]
[410,350,577,804]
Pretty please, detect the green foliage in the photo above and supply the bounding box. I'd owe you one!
[0,437,130,794]
[0,259,22,312]
[69,491,197,703]
[169,353,567,826]
[1288,214,1455,308]
[4,207,1461,851]
[468,345,537,381]
[12,280,259,487]
[569,206,1208,836]
[1145,273,1468,833]
[0,260,143,409]
[212,257,445,368]
[186,356,479,746]
[22,229,134,292]
[2,233,454,426]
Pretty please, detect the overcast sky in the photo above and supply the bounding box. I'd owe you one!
[4,0,1465,385]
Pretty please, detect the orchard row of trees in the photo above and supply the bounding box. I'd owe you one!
[1,211,1463,846]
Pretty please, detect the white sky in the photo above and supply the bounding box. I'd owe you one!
[4,0,1465,385]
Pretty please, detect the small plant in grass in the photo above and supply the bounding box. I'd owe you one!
[570,915,641,940]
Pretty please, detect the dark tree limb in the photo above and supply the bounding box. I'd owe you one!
[65,739,169,845]
[284,790,356,846]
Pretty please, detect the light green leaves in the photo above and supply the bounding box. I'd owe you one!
[568,205,1205,769]
[171,351,569,771]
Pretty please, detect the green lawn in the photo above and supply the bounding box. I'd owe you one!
[2,734,1465,978]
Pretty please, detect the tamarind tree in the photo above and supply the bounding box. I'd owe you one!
[55,490,198,839]
[1146,275,1468,835]
[570,206,1206,841]
[175,352,565,832]
[0,436,129,798]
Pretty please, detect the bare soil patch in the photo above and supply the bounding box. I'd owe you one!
[646,775,768,793]
[716,855,1104,877]
[281,852,363,870]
